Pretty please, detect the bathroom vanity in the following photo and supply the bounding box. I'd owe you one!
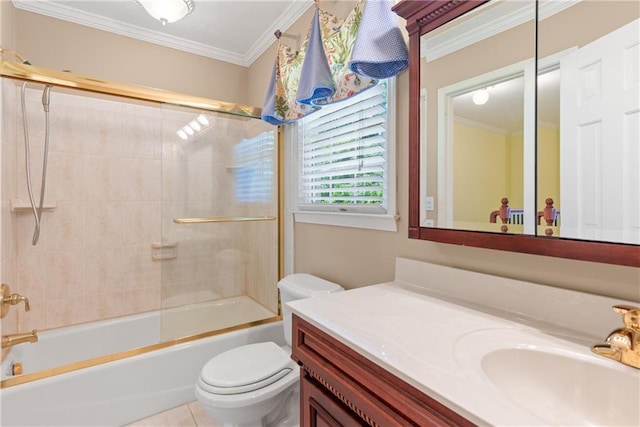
[288,258,640,426]
[292,315,473,426]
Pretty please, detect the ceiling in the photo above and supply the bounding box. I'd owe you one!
[12,0,313,67]
[453,69,560,134]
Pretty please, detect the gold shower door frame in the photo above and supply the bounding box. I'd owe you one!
[0,60,284,388]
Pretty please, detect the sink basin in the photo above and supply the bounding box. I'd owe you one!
[455,329,640,426]
[482,347,639,425]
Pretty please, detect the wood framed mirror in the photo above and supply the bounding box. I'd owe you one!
[393,0,639,267]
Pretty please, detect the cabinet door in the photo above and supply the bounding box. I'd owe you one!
[301,372,367,427]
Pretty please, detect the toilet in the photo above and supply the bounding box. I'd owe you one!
[195,274,344,427]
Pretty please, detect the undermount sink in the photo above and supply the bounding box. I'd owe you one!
[455,329,640,426]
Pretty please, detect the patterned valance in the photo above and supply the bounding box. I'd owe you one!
[262,0,408,126]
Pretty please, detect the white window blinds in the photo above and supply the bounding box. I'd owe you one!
[297,82,389,214]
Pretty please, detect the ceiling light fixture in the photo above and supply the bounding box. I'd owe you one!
[472,88,490,106]
[137,0,194,26]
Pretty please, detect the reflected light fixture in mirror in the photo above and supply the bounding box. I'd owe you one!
[137,0,194,26]
[472,88,489,105]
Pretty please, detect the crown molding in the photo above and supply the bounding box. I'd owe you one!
[454,115,509,135]
[245,1,312,65]
[12,0,312,67]
[421,0,581,62]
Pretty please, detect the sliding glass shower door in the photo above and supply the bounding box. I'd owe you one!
[159,104,279,341]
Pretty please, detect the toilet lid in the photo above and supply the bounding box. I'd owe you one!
[199,342,294,395]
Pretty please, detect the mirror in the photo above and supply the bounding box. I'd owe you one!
[421,0,536,235]
[393,0,639,266]
[538,0,639,245]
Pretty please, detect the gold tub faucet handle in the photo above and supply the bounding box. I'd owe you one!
[0,284,31,318]
[9,293,30,311]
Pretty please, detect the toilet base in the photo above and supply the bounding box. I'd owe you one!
[196,383,299,427]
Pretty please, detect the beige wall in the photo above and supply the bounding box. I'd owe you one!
[248,2,639,302]
[2,0,638,311]
[12,8,249,105]
[1,0,19,358]
[1,0,15,49]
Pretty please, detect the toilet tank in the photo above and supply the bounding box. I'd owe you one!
[277,274,344,346]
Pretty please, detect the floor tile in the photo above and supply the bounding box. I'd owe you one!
[126,404,196,427]
[188,401,220,427]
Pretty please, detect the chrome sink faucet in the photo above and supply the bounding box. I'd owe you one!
[592,305,640,369]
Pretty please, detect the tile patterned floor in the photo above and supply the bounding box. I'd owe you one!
[126,401,220,427]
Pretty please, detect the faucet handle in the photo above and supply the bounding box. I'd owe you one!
[1,284,31,317]
[8,293,30,312]
[0,284,9,318]
[592,305,640,369]
[612,305,640,331]
[22,296,30,312]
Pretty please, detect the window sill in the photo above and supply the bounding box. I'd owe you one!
[293,211,398,232]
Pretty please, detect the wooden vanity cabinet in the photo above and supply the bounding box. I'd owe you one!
[292,315,475,426]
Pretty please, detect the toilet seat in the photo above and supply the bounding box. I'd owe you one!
[198,342,296,395]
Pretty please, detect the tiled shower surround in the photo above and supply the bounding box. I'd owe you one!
[0,79,278,336]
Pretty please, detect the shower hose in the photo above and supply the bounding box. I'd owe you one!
[20,82,52,246]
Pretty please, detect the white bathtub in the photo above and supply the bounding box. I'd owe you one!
[0,297,283,426]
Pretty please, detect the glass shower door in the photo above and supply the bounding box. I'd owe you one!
[159,104,279,341]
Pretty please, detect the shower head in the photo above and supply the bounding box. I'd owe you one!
[42,85,52,112]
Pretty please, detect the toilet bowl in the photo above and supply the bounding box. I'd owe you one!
[195,274,344,427]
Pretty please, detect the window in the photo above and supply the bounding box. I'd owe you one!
[293,80,397,231]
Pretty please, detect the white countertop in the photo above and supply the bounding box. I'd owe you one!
[287,259,640,426]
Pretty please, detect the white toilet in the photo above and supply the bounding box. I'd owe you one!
[195,274,344,427]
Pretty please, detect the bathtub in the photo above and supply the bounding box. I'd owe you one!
[0,296,283,426]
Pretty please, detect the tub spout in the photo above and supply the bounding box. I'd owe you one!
[2,329,38,349]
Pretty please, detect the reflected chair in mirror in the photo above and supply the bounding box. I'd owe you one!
[537,198,560,236]
[489,198,523,233]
